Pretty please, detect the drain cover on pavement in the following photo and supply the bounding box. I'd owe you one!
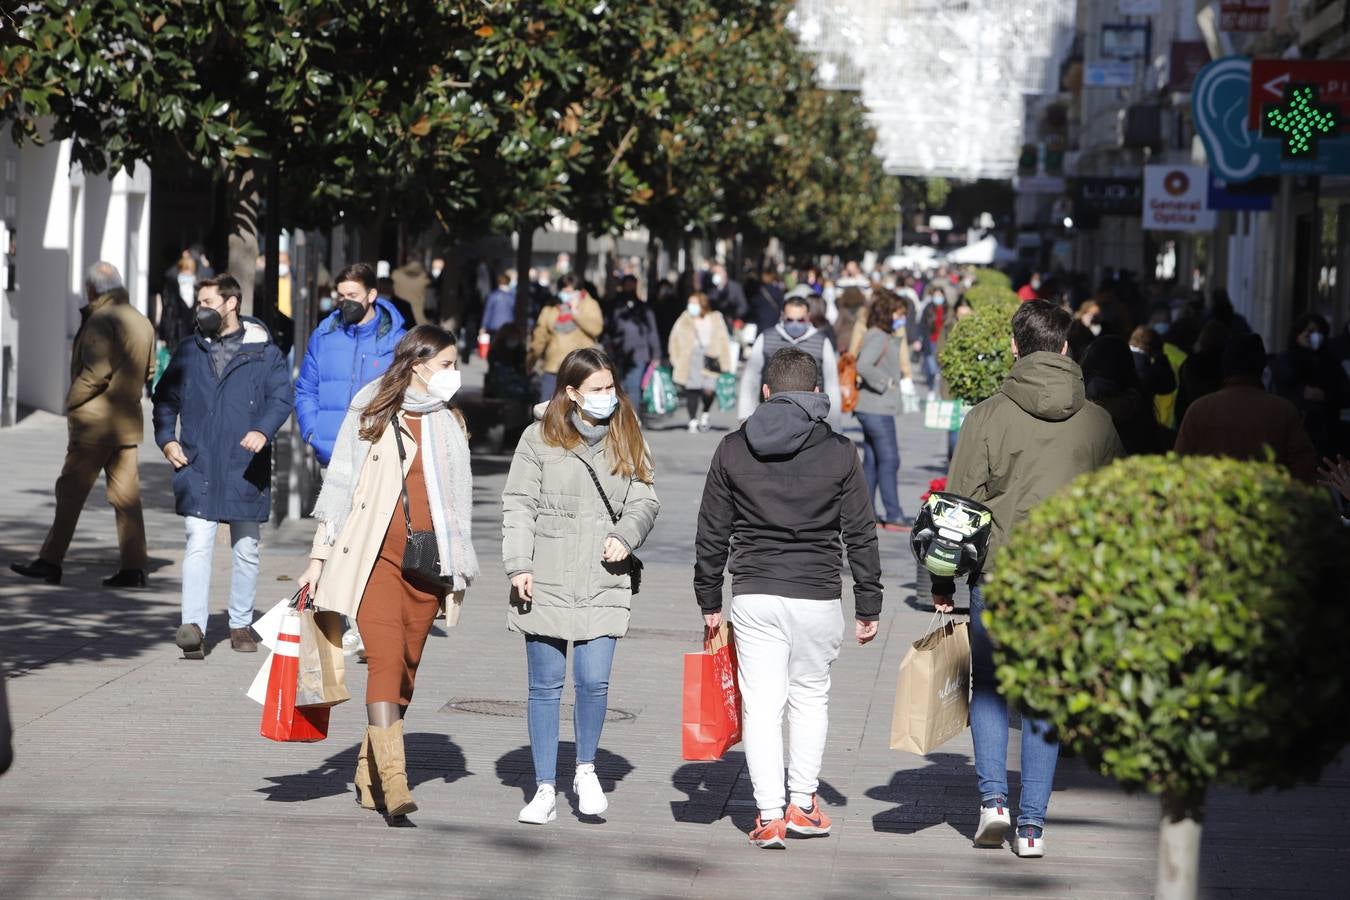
[439,698,637,722]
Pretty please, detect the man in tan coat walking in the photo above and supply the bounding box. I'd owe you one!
[12,262,156,587]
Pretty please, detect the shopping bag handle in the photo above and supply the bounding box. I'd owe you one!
[288,584,312,611]
[704,620,733,654]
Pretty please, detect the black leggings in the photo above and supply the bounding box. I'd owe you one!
[685,388,715,418]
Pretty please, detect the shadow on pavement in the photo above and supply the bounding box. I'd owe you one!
[494,742,634,805]
[256,732,470,803]
[867,752,983,840]
[670,752,746,825]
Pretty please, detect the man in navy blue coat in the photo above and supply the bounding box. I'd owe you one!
[152,275,293,659]
[293,262,407,468]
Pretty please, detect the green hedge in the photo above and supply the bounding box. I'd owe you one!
[983,454,1350,802]
[936,287,1019,404]
[970,267,1011,291]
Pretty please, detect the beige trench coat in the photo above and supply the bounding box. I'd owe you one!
[309,410,464,623]
[667,310,733,388]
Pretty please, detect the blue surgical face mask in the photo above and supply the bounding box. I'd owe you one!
[893,316,906,332]
[579,391,618,420]
[783,320,810,339]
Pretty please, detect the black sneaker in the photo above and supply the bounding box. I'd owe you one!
[974,796,1011,847]
[103,569,147,588]
[1016,824,1045,858]
[175,623,205,660]
[11,558,62,584]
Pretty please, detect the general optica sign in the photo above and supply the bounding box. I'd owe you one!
[1143,165,1215,232]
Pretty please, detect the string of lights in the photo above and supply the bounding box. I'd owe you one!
[789,0,1076,180]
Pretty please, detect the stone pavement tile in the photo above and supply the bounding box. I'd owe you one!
[2,401,1348,897]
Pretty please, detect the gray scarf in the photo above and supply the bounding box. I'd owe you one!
[311,380,479,590]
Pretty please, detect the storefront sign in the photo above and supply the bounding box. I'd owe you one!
[1085,61,1136,87]
[1168,42,1210,92]
[1143,165,1215,231]
[1072,176,1143,227]
[1206,173,1275,211]
[1219,0,1270,32]
[1194,56,1350,180]
[1101,24,1151,61]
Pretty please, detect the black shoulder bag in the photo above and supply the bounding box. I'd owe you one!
[392,419,450,591]
[571,451,644,595]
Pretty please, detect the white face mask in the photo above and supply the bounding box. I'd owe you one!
[1088,323,1102,337]
[686,303,702,318]
[420,366,461,402]
[278,264,290,278]
[1308,331,1324,351]
[177,273,195,305]
[576,390,618,420]
[712,273,726,288]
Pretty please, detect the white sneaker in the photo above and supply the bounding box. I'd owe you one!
[518,784,557,824]
[341,628,364,658]
[697,413,711,433]
[573,764,608,816]
[686,419,700,433]
[973,797,1011,847]
[1016,825,1045,858]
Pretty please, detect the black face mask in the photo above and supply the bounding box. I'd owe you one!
[338,299,367,326]
[195,306,222,337]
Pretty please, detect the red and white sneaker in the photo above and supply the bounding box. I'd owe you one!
[785,796,832,837]
[1016,824,1045,858]
[748,815,788,849]
[974,796,1011,847]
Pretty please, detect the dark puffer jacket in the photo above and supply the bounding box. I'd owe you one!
[694,391,883,621]
[152,318,293,522]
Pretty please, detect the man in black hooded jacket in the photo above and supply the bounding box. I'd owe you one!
[694,346,882,849]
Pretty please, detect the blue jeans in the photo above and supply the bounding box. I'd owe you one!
[181,516,260,633]
[524,635,618,786]
[920,344,939,390]
[621,366,645,408]
[854,411,903,523]
[538,372,557,404]
[969,585,1059,827]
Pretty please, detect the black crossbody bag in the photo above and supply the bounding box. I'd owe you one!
[571,451,643,595]
[392,420,450,590]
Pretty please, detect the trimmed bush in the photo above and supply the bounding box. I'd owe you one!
[970,267,1011,291]
[984,454,1350,897]
[936,288,1019,404]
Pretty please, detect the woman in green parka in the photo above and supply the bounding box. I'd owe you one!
[501,348,660,825]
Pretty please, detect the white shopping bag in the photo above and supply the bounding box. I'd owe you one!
[252,597,292,652]
[246,652,274,705]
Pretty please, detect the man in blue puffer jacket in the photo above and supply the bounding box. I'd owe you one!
[295,262,408,467]
[153,275,293,659]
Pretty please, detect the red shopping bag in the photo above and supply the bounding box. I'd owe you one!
[259,597,329,743]
[681,622,742,761]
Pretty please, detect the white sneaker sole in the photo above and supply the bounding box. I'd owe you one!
[974,817,1011,847]
[785,822,831,837]
[750,835,786,849]
[517,806,557,825]
[1017,839,1045,858]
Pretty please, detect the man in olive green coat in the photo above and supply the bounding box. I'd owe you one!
[11,262,156,588]
[932,300,1122,859]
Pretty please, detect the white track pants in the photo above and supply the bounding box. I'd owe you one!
[729,593,844,819]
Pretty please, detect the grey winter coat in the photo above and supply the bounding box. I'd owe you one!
[854,327,905,417]
[501,409,661,641]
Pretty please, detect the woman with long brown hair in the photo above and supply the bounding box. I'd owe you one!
[502,347,660,825]
[297,325,478,821]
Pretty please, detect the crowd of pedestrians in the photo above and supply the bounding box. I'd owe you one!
[7,249,1349,859]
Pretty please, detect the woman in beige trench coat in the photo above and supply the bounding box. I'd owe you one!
[297,326,477,821]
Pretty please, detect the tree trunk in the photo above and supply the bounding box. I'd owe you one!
[226,163,261,317]
[645,232,660,307]
[514,224,535,329]
[575,227,590,287]
[1156,789,1205,900]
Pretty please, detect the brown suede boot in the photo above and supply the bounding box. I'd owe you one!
[353,730,385,811]
[368,721,416,817]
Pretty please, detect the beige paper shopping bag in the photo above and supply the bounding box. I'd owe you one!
[890,619,971,754]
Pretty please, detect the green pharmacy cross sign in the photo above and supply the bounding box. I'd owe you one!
[1263,83,1340,159]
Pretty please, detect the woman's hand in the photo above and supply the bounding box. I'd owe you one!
[511,573,534,601]
[602,537,630,563]
[297,559,324,593]
[1318,455,1350,502]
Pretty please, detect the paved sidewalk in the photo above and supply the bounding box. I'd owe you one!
[0,389,1345,898]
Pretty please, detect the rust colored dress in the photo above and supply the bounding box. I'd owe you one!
[356,415,445,705]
